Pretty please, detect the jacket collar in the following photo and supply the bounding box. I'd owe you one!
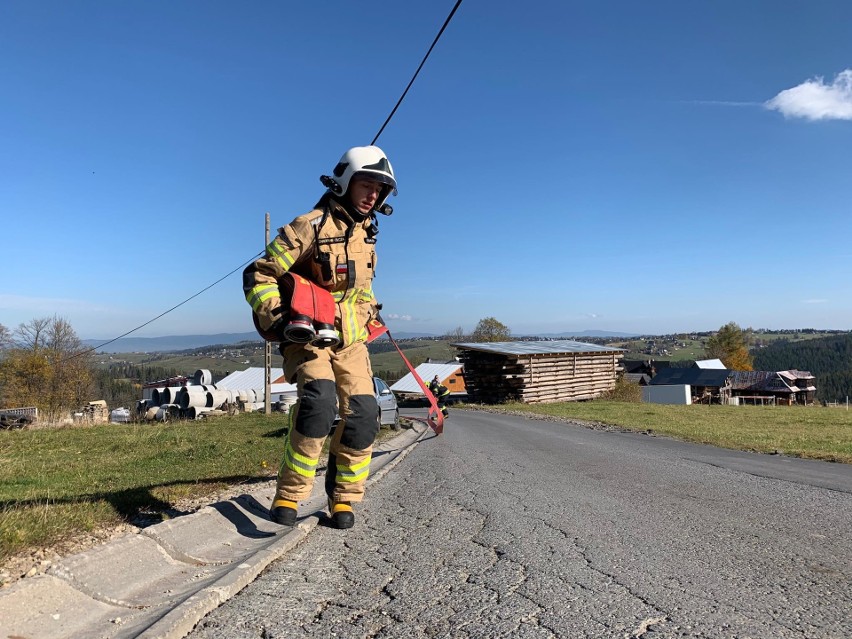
[328,196,371,228]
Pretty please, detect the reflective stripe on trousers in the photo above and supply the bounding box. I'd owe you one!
[274,341,378,503]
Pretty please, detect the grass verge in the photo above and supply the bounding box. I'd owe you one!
[483,401,852,464]
[0,413,401,564]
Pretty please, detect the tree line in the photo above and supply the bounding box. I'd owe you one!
[12,313,843,418]
[0,317,95,422]
[0,317,189,421]
[752,333,852,402]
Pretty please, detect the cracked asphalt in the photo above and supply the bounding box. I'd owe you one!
[186,409,852,639]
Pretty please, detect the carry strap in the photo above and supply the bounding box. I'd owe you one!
[385,330,444,435]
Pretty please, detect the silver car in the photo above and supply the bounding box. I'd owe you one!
[373,376,400,429]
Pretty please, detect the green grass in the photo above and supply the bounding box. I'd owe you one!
[370,341,457,373]
[0,414,400,563]
[485,401,852,464]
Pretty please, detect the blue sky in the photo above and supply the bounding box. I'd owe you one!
[2,1,851,340]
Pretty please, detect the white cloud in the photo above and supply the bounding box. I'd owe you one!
[765,69,852,121]
[386,313,413,321]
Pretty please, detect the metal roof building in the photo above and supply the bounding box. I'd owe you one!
[217,367,296,399]
[391,362,465,395]
[648,367,732,404]
[648,368,731,387]
[452,340,625,404]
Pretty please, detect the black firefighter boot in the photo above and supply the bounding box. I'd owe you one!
[328,499,355,529]
[269,499,298,526]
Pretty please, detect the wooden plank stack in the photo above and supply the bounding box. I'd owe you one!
[458,349,624,404]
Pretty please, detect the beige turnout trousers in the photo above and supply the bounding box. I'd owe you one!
[275,340,379,504]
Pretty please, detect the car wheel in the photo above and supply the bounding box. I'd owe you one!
[390,409,400,431]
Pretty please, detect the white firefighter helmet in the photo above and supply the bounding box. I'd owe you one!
[321,145,398,212]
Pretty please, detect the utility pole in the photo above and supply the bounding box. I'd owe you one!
[264,212,271,415]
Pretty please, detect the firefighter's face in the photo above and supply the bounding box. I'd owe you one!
[349,178,383,214]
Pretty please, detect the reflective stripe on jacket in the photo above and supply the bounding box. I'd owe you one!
[430,382,450,398]
[244,198,378,348]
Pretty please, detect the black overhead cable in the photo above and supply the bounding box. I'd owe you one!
[371,0,463,145]
[76,1,463,357]
[68,253,262,360]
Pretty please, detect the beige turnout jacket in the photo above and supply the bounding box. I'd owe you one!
[244,198,379,348]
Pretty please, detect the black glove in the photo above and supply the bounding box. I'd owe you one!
[268,307,290,342]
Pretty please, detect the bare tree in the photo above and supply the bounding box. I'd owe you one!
[0,323,12,351]
[14,316,51,350]
[0,316,94,421]
[445,326,467,341]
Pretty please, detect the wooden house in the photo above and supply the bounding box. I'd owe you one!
[452,340,625,404]
[729,369,816,405]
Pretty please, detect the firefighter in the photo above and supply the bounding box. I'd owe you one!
[428,375,450,419]
[244,145,397,530]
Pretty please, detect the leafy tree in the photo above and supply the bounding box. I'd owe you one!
[471,317,511,343]
[705,322,753,371]
[0,316,94,421]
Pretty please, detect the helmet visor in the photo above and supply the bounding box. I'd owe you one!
[351,171,397,194]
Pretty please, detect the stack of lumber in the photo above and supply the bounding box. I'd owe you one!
[459,350,623,404]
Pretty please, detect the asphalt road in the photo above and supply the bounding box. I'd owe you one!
[186,409,852,639]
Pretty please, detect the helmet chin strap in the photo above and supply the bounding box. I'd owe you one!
[330,192,369,222]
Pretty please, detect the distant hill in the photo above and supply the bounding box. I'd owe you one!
[83,330,438,353]
[378,331,437,340]
[525,330,640,338]
[83,332,261,353]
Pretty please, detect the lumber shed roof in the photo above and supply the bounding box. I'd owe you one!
[452,340,625,356]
